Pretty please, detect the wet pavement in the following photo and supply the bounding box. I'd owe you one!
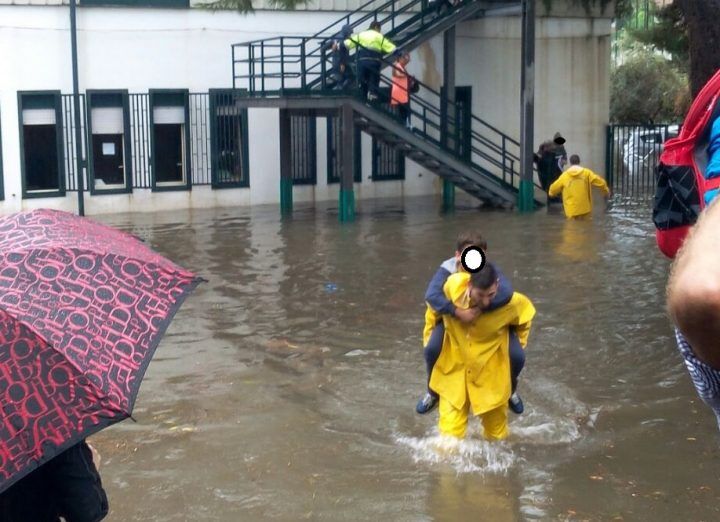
[90,196,720,521]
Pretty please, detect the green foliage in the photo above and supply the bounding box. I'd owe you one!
[630,3,688,69]
[200,0,304,13]
[610,51,689,123]
[540,0,626,17]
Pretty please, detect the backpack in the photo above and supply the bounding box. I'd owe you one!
[408,74,420,94]
[653,69,720,258]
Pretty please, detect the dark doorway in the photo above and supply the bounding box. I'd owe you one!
[154,123,184,183]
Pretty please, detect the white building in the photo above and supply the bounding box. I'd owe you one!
[0,0,615,216]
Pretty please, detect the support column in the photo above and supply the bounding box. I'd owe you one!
[518,0,536,212]
[279,109,293,216]
[339,103,355,222]
[442,27,456,212]
[69,0,85,216]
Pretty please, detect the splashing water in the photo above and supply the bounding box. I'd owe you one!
[395,429,516,475]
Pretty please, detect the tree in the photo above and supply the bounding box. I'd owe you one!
[673,0,720,96]
[610,51,688,123]
[202,0,304,13]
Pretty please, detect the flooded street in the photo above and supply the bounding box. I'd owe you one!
[90,196,720,521]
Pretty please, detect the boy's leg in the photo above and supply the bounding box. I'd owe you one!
[509,329,525,392]
[480,405,509,441]
[424,322,445,389]
[438,396,469,438]
[417,323,445,414]
[508,329,526,414]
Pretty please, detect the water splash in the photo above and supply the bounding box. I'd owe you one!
[394,429,516,475]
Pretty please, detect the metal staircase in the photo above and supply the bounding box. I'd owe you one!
[231,0,544,207]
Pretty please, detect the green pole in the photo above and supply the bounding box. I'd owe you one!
[339,104,356,222]
[279,109,293,216]
[339,188,355,222]
[518,0,535,213]
[280,177,293,215]
[442,179,455,212]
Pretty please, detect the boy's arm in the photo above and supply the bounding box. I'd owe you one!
[486,263,513,311]
[424,266,455,316]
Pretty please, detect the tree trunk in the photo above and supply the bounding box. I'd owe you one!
[675,0,720,96]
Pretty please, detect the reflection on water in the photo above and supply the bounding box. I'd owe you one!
[89,197,720,521]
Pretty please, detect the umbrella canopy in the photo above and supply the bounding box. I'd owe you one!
[0,208,202,494]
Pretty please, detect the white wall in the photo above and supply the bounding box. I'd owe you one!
[455,15,612,177]
[0,5,612,215]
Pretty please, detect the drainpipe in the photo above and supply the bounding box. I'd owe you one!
[518,0,535,212]
[70,0,85,216]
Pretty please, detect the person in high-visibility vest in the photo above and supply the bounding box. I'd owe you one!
[344,21,397,101]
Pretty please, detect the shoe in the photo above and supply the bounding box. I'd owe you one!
[509,392,524,414]
[416,392,439,414]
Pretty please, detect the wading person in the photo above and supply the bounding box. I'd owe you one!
[428,264,535,440]
[416,232,525,416]
[548,154,610,219]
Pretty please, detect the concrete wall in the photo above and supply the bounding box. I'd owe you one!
[453,14,612,177]
[0,4,612,215]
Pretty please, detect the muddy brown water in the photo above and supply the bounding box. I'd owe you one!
[89,196,720,521]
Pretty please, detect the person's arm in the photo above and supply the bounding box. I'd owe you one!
[344,36,357,50]
[486,264,513,310]
[424,266,455,316]
[381,36,397,55]
[548,174,564,197]
[667,197,720,369]
[588,170,610,197]
[510,293,536,348]
[392,62,406,78]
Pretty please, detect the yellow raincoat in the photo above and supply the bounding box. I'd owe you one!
[548,165,610,218]
[426,272,535,437]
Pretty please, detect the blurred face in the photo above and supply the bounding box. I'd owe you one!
[468,280,499,310]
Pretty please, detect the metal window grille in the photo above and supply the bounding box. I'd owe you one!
[210,90,250,188]
[290,112,317,185]
[61,93,87,193]
[372,138,405,181]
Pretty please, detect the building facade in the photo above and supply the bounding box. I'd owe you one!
[0,0,614,215]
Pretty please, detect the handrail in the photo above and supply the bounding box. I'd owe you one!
[230,0,539,196]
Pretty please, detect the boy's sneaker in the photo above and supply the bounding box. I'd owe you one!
[508,392,524,414]
[416,392,439,414]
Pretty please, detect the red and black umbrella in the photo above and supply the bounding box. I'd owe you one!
[0,208,202,494]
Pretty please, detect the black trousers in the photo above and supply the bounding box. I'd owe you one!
[0,440,109,522]
[358,60,382,100]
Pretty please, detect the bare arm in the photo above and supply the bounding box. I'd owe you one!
[667,198,720,369]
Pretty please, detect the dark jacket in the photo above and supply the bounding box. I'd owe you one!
[0,441,108,522]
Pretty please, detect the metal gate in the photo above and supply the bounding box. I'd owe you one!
[605,123,679,200]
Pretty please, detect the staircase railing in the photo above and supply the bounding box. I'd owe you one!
[230,0,542,196]
[232,0,483,93]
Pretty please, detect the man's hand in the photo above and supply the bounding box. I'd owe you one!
[454,306,481,323]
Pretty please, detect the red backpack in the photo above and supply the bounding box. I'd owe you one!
[653,69,720,258]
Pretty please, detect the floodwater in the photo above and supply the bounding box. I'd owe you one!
[90,196,720,521]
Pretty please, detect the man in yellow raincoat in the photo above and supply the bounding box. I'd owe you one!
[548,154,610,219]
[426,263,535,440]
